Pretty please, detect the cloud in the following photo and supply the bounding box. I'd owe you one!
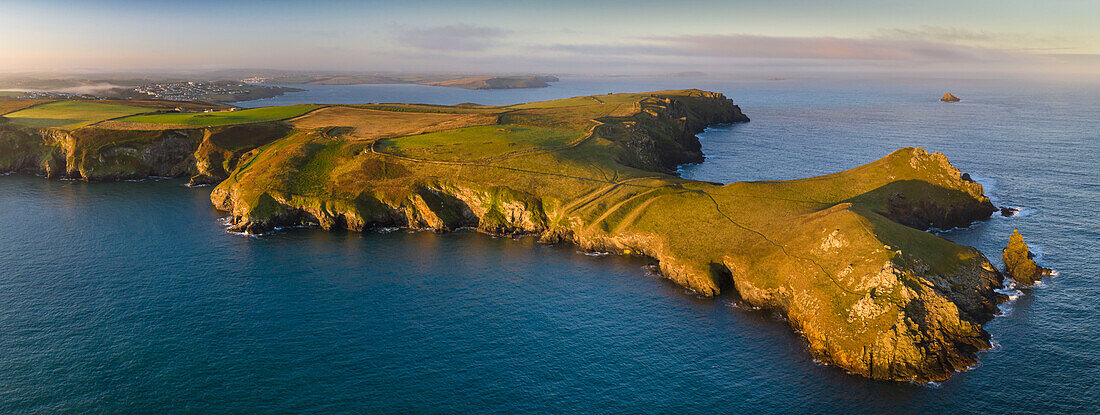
[547,34,1005,62]
[872,26,1068,52]
[396,24,511,52]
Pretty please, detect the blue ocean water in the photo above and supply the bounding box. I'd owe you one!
[1,77,1097,413]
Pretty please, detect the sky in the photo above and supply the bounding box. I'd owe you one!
[1,0,1097,78]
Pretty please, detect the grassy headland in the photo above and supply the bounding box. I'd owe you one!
[1,90,1004,382]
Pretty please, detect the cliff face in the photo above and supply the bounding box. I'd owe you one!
[0,122,290,183]
[606,93,749,172]
[1002,229,1052,285]
[210,90,1003,382]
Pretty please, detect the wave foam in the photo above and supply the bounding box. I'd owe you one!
[994,206,1035,219]
[579,250,611,257]
[994,280,1024,317]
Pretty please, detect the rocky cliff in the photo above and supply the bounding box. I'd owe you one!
[0,121,290,183]
[209,90,1003,382]
[1002,229,1052,285]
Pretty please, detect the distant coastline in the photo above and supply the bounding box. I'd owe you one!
[253,74,560,90]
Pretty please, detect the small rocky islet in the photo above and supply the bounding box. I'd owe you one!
[1002,229,1052,285]
[941,92,961,102]
[0,90,1034,382]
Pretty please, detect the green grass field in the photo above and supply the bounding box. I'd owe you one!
[3,100,153,129]
[375,125,583,162]
[116,104,323,127]
[508,96,605,109]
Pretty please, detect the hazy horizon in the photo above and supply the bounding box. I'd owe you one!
[2,0,1098,80]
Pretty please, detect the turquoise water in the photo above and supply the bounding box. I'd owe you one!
[2,78,1097,413]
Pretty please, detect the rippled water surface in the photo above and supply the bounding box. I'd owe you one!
[2,77,1097,413]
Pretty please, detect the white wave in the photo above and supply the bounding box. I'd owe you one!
[375,227,400,233]
[961,359,983,372]
[579,250,611,257]
[928,220,984,234]
[994,206,1034,219]
[724,300,761,311]
[184,182,211,188]
[994,280,1024,317]
[272,224,309,231]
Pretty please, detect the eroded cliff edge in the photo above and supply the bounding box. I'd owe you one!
[0,119,290,184]
[208,89,1003,382]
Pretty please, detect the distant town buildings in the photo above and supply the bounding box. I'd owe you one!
[133,81,260,101]
[240,77,272,84]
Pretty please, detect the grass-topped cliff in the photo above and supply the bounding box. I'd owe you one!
[204,90,1001,382]
[0,99,304,183]
[1,90,1003,382]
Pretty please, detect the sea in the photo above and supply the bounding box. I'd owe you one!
[1,77,1097,413]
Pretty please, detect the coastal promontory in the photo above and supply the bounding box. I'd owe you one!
[1,90,1006,382]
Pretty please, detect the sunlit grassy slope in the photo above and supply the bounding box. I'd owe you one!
[0,100,51,115]
[117,104,322,127]
[376,125,584,162]
[3,101,153,129]
[288,106,497,140]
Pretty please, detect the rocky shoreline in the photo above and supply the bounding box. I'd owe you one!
[2,90,1010,382]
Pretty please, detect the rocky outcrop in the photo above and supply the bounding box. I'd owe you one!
[0,123,289,182]
[189,123,291,185]
[608,91,749,172]
[941,93,961,103]
[1002,229,1052,285]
